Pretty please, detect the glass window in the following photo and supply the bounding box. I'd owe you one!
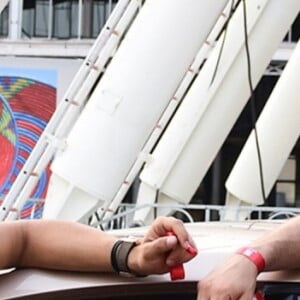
[23,0,49,38]
[53,0,76,39]
[21,0,116,39]
[91,0,117,38]
[0,5,9,37]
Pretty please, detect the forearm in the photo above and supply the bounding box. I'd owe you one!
[0,216,196,276]
[1,220,117,272]
[251,217,300,271]
[197,217,300,300]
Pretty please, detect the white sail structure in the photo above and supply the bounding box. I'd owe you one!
[133,0,300,224]
[1,0,299,225]
[43,0,227,222]
[224,40,300,220]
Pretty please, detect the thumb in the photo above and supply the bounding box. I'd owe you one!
[150,235,178,255]
[165,235,178,249]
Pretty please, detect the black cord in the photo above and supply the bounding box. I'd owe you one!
[242,0,267,203]
[154,189,159,219]
[210,0,236,86]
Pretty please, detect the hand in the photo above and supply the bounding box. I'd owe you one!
[197,254,258,300]
[127,216,197,275]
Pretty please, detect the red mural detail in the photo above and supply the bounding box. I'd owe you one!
[0,135,14,187]
[0,76,56,219]
[9,82,55,121]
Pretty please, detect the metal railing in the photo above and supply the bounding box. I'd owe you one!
[92,203,300,230]
[3,196,299,230]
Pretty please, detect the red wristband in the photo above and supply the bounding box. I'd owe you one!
[255,291,266,300]
[165,231,185,280]
[236,247,265,273]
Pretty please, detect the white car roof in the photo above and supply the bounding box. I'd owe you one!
[0,220,299,299]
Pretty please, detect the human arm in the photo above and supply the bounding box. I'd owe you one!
[0,219,118,272]
[0,216,197,275]
[197,216,300,300]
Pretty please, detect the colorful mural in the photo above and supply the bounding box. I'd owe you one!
[0,69,56,219]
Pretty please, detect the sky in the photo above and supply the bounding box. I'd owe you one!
[0,67,57,87]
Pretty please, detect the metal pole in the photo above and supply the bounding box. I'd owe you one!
[108,0,112,14]
[211,151,222,220]
[78,0,82,39]
[48,0,53,39]
[8,0,23,39]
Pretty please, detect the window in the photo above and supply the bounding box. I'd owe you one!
[0,5,8,37]
[21,0,117,39]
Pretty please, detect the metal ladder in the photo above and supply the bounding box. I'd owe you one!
[0,0,142,221]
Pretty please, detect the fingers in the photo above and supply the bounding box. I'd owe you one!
[197,278,257,300]
[196,259,261,300]
[145,235,177,259]
[147,216,197,253]
[141,234,192,268]
[133,217,198,276]
[198,280,234,300]
[148,217,198,264]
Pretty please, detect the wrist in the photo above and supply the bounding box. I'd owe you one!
[110,239,145,277]
[110,240,137,274]
[236,246,265,274]
[127,245,141,275]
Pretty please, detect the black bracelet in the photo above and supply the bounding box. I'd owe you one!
[111,240,123,273]
[110,240,137,274]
